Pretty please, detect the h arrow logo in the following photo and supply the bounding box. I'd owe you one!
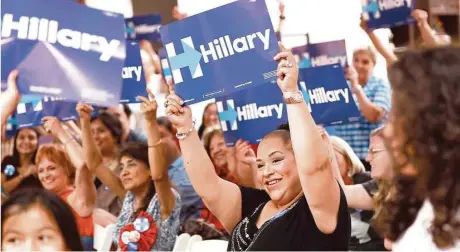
[216,100,238,131]
[165,37,203,84]
[16,94,44,114]
[299,53,312,69]
[362,0,380,20]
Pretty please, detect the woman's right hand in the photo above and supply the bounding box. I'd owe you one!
[76,103,93,122]
[165,80,193,133]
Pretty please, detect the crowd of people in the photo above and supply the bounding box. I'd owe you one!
[1,1,459,251]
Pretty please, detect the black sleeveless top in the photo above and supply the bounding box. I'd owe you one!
[228,186,350,251]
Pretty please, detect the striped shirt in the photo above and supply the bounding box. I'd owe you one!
[331,76,391,159]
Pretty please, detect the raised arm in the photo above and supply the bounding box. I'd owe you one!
[138,90,176,220]
[275,43,340,234]
[77,103,126,199]
[0,71,21,130]
[412,9,443,47]
[346,66,387,123]
[42,116,96,217]
[361,16,398,66]
[165,82,241,232]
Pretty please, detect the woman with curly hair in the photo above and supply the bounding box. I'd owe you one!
[375,47,460,251]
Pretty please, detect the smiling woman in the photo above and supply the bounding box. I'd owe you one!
[164,43,350,251]
[1,128,43,194]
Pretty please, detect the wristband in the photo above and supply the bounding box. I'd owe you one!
[148,139,163,148]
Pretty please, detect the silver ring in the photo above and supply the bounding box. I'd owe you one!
[286,61,293,68]
[164,100,169,108]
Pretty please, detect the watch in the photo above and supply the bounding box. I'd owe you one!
[283,90,304,104]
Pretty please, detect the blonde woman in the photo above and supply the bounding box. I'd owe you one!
[330,136,367,185]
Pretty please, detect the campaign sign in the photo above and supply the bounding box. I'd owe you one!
[299,65,361,127]
[362,0,415,30]
[158,48,173,83]
[125,14,162,42]
[291,45,310,69]
[160,0,279,105]
[216,65,361,146]
[1,0,126,107]
[292,40,347,69]
[120,42,147,103]
[15,96,79,129]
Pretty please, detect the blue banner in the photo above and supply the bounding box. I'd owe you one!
[216,65,360,146]
[362,0,415,30]
[15,96,78,129]
[1,0,126,107]
[160,0,279,105]
[292,40,348,69]
[120,42,146,103]
[125,14,162,42]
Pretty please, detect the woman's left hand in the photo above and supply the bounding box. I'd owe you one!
[42,116,65,139]
[273,42,299,93]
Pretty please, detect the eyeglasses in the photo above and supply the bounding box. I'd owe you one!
[368,148,386,155]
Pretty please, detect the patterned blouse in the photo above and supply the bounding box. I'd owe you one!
[113,189,182,251]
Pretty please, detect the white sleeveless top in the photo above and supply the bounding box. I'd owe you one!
[393,200,460,252]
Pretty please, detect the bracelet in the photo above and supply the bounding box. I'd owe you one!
[176,120,196,141]
[148,139,163,148]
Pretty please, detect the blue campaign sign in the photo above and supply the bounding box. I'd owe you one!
[15,97,79,129]
[158,48,173,83]
[120,42,146,103]
[216,64,361,146]
[125,14,162,42]
[160,0,279,105]
[1,0,126,107]
[362,0,415,30]
[292,40,348,69]
[299,65,361,126]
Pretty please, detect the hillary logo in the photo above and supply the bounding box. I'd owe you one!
[164,29,271,84]
[1,14,122,62]
[362,0,412,20]
[217,99,284,132]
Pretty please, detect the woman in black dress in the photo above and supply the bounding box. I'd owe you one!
[164,43,350,251]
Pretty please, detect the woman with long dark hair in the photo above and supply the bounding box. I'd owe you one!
[77,90,181,251]
[2,189,84,251]
[164,43,350,250]
[375,47,460,251]
[1,128,42,193]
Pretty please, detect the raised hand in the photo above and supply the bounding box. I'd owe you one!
[165,80,193,133]
[76,103,93,122]
[273,42,299,93]
[235,139,256,166]
[1,70,21,120]
[137,88,158,122]
[42,116,65,139]
[412,9,428,24]
[344,66,360,93]
[360,14,369,32]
